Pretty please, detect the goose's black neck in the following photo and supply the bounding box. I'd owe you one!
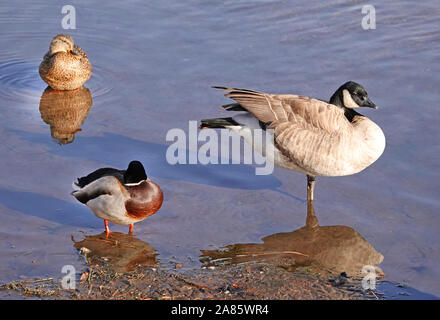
[329,90,363,123]
[344,108,362,122]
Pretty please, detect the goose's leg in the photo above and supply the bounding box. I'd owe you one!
[128,224,133,235]
[306,175,319,228]
[104,219,110,236]
[307,175,315,201]
[306,199,319,228]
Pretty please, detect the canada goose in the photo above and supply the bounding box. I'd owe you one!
[71,161,163,235]
[200,81,385,221]
[39,34,92,91]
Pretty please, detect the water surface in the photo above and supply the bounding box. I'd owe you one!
[0,0,439,297]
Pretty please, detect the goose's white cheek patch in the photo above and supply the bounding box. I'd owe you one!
[343,89,360,109]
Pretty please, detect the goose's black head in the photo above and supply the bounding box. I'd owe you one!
[124,161,147,184]
[330,81,378,110]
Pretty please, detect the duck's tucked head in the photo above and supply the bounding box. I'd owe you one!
[330,81,378,110]
[124,161,148,185]
[49,34,74,56]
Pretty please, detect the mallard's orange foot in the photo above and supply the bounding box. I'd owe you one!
[104,219,110,236]
[47,89,65,95]
[66,87,81,94]
[50,87,81,94]
[129,224,133,235]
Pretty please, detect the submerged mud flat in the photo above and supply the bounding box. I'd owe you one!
[1,261,376,300]
[0,230,379,300]
[1,228,433,300]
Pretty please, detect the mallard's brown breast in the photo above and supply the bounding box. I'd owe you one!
[124,181,163,220]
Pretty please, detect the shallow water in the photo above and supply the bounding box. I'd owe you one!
[0,0,439,298]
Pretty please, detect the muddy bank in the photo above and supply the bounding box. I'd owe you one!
[1,260,380,300]
[1,226,385,300]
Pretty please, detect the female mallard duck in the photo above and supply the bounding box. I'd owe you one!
[71,161,163,235]
[39,34,92,91]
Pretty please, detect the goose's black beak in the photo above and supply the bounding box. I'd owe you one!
[363,98,378,109]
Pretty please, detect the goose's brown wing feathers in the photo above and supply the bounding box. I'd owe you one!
[215,87,353,174]
[216,87,349,132]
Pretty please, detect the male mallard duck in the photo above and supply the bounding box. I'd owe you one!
[39,34,92,91]
[72,161,163,235]
[201,82,385,219]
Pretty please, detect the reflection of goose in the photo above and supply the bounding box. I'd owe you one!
[39,86,92,144]
[200,204,383,276]
[39,34,92,91]
[72,232,158,272]
[201,82,385,218]
[72,161,164,235]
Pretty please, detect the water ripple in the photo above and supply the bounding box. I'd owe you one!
[0,59,113,104]
[0,59,43,103]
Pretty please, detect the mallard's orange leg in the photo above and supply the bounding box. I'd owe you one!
[104,220,110,236]
[67,87,81,93]
[129,224,133,234]
[47,87,81,95]
[47,88,64,95]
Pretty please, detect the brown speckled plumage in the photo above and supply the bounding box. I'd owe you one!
[39,34,92,91]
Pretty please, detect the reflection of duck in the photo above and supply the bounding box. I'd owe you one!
[72,232,158,272]
[72,161,164,235]
[200,203,383,276]
[39,86,92,144]
[39,34,92,91]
